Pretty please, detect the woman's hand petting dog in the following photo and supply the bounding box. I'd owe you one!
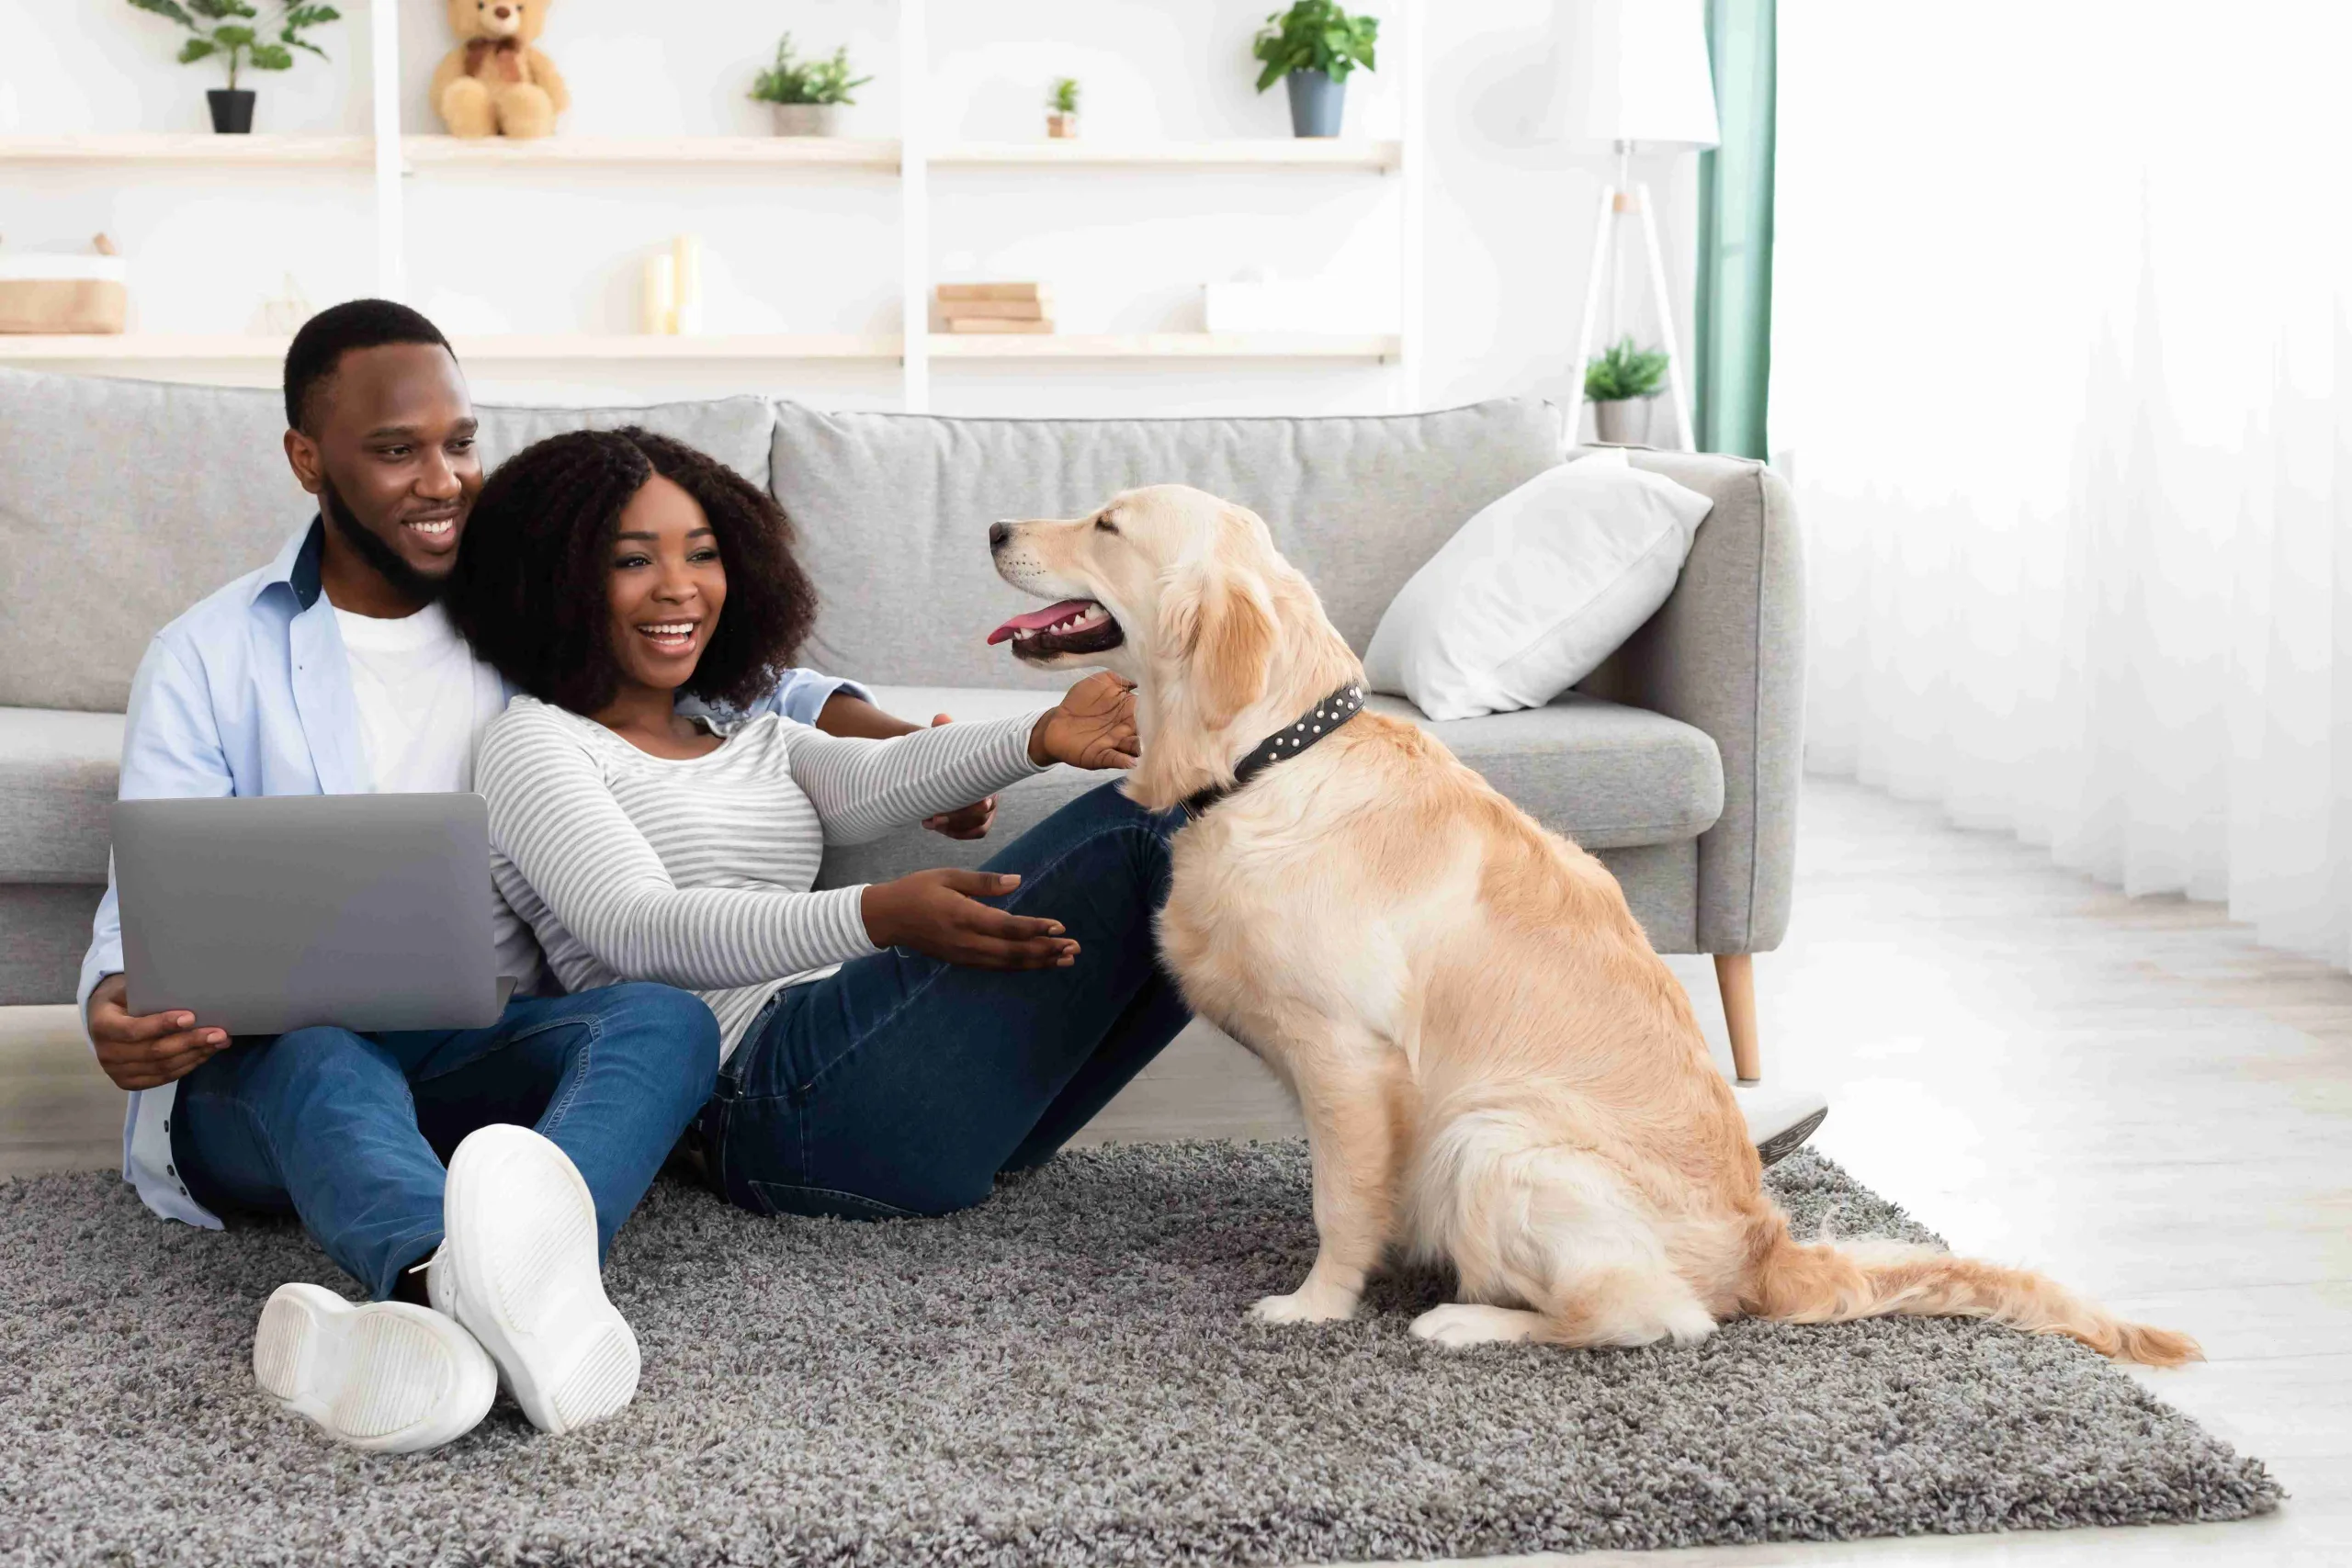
[1028,672,1140,771]
[861,870,1077,970]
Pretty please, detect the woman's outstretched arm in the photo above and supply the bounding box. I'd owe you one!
[477,704,879,989]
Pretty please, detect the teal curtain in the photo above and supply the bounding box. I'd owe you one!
[1693,0,1776,459]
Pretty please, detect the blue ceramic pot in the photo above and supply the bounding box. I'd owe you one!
[1285,70,1345,138]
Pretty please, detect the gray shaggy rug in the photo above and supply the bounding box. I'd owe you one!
[0,1144,2277,1567]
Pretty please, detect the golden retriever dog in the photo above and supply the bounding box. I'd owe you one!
[987,483,2198,1365]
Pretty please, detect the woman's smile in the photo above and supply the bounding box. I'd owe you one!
[633,618,702,657]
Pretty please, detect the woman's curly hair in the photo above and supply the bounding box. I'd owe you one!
[447,426,818,716]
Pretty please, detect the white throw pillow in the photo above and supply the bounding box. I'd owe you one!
[1363,449,1714,721]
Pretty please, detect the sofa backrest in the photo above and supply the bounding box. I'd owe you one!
[0,367,775,713]
[0,365,1563,709]
[771,400,1566,690]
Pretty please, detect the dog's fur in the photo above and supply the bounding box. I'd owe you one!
[992,484,2199,1363]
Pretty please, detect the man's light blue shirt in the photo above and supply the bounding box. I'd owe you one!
[79,520,867,1229]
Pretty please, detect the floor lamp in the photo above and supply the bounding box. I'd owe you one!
[1558,0,1722,452]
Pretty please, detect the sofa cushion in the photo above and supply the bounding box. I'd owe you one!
[0,367,775,712]
[0,707,121,884]
[770,400,1567,692]
[811,686,1722,893]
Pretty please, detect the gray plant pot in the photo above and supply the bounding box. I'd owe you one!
[1593,399,1649,446]
[1285,70,1345,138]
[770,103,841,137]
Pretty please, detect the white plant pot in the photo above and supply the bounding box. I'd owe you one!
[1593,399,1650,446]
[770,104,841,137]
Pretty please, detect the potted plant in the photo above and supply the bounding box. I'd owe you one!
[749,33,871,138]
[127,0,342,134]
[1584,337,1671,445]
[1251,0,1377,139]
[1046,77,1080,140]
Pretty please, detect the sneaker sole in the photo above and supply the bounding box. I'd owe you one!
[253,1283,493,1453]
[1757,1106,1829,1168]
[443,1125,639,1436]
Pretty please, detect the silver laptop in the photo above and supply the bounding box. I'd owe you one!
[114,794,514,1037]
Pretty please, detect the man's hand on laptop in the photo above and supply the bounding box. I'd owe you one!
[86,974,229,1090]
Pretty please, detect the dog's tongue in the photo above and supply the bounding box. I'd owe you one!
[986,599,1097,646]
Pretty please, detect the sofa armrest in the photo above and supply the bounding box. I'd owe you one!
[1577,452,1804,954]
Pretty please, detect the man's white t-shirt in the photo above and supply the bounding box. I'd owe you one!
[331,601,509,793]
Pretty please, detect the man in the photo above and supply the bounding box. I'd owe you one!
[80,299,990,1453]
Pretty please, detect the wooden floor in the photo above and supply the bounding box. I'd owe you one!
[4,776,2346,1564]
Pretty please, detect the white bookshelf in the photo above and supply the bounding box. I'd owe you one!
[400,134,901,169]
[5,0,1427,409]
[0,133,371,165]
[932,140,1400,171]
[0,334,901,363]
[931,333,1399,361]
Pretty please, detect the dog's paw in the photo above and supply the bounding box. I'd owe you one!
[1249,1289,1357,1325]
[1409,1303,1545,1348]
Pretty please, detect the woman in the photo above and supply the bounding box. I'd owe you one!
[446,427,1191,1220]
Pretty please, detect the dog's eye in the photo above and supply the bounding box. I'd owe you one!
[1094,516,1117,534]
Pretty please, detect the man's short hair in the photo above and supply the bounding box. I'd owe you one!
[282,299,454,432]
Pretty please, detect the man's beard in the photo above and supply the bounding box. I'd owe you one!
[322,476,447,606]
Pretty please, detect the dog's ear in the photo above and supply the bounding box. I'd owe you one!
[1163,566,1274,732]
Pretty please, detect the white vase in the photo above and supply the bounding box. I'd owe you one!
[771,104,840,137]
[1593,399,1649,446]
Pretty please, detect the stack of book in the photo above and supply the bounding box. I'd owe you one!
[936,282,1054,334]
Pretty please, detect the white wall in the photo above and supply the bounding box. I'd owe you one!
[0,0,1696,426]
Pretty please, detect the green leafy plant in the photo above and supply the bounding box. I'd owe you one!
[1584,337,1671,402]
[749,33,872,107]
[127,0,341,90]
[1048,77,1080,115]
[1251,0,1379,93]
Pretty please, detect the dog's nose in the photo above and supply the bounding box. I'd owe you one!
[988,522,1012,552]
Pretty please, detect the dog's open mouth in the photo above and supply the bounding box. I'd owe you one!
[986,598,1126,660]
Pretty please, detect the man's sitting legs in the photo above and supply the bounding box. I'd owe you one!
[173,982,718,1447]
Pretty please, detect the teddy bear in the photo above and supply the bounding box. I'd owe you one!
[429,0,569,140]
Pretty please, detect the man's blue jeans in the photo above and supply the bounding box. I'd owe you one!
[172,984,719,1300]
[701,782,1193,1220]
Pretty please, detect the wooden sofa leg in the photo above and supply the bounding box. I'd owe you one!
[1714,953,1761,1085]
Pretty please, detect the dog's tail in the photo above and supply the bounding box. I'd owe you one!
[1738,1218,2201,1368]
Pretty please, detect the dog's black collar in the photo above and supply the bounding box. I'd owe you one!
[1181,681,1368,820]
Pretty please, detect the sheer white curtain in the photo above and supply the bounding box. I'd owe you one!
[1771,2,2352,967]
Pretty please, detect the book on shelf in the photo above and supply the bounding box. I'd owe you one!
[936,282,1050,305]
[943,318,1056,334]
[935,297,1049,321]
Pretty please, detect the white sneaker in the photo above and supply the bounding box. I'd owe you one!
[1736,1083,1830,1168]
[253,1282,495,1453]
[426,1123,639,1435]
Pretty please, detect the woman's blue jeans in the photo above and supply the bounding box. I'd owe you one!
[701,782,1193,1220]
[172,983,720,1299]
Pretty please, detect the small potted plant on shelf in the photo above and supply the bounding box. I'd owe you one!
[1251,0,1377,139]
[127,0,342,134]
[750,32,872,137]
[1584,336,1671,445]
[1046,77,1080,140]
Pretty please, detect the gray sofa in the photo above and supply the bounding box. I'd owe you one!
[0,367,1803,1073]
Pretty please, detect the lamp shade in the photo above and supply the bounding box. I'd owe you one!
[1556,0,1721,150]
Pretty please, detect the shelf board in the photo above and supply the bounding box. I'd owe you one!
[0,133,370,165]
[2,333,1396,365]
[0,334,901,363]
[0,134,1396,173]
[402,135,900,169]
[930,332,1400,360]
[933,139,1400,171]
